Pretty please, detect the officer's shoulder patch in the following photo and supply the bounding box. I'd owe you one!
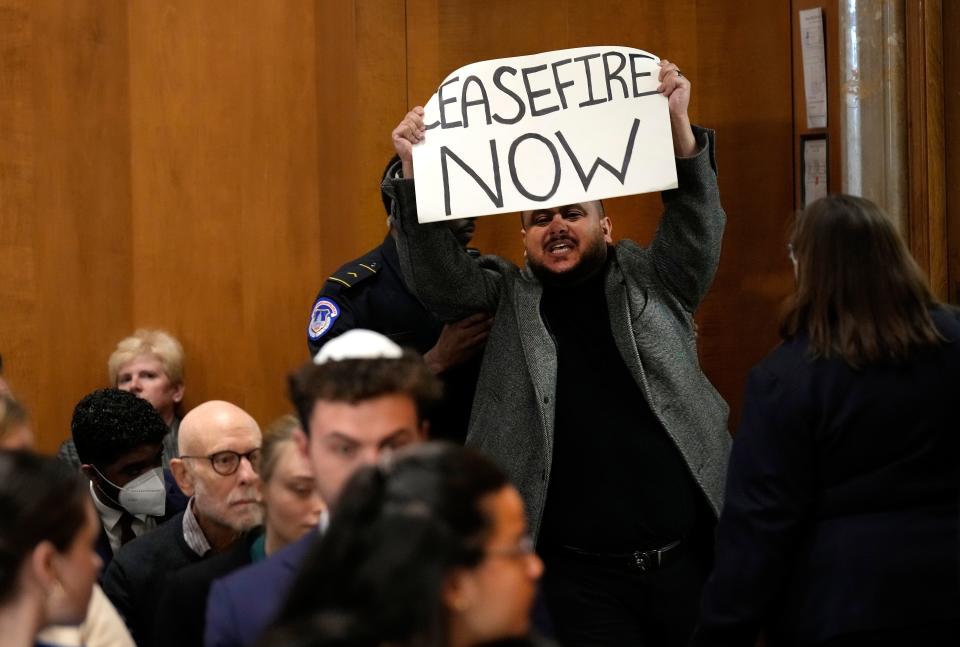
[307,297,341,341]
[327,258,380,290]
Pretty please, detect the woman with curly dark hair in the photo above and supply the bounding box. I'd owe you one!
[261,443,545,647]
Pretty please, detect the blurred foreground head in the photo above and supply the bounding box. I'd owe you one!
[0,451,101,639]
[289,330,440,506]
[267,442,543,647]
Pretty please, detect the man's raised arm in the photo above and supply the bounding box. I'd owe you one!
[647,60,726,313]
[385,107,504,321]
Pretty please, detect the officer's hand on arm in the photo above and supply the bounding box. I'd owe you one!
[392,107,427,179]
[424,313,494,374]
[658,59,697,158]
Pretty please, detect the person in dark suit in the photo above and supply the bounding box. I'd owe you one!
[71,388,188,570]
[103,400,263,647]
[694,195,960,646]
[204,330,440,647]
[152,527,264,647]
[153,415,324,646]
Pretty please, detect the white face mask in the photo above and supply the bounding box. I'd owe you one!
[95,466,167,517]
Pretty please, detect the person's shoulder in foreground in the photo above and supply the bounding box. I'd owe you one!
[204,531,319,647]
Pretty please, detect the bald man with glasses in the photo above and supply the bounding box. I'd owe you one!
[103,401,263,647]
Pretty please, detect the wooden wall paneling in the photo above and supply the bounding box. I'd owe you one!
[404,0,569,266]
[946,0,960,304]
[314,0,408,279]
[905,0,948,300]
[694,1,796,432]
[0,0,802,448]
[127,0,324,426]
[0,1,40,433]
[565,0,696,247]
[30,0,134,452]
[404,1,797,431]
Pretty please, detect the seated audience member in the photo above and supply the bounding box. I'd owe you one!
[153,415,324,646]
[205,330,440,647]
[261,443,544,647]
[71,389,188,569]
[103,400,262,647]
[60,329,186,469]
[0,450,101,647]
[0,391,34,450]
[255,414,326,556]
[694,195,960,646]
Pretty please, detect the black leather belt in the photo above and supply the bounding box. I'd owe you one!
[553,538,684,573]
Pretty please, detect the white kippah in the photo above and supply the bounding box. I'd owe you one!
[312,329,403,365]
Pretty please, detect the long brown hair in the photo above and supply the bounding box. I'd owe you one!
[780,194,942,367]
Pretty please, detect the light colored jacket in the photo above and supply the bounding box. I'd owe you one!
[387,127,731,538]
[37,584,135,647]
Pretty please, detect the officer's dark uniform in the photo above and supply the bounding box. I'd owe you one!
[306,234,480,443]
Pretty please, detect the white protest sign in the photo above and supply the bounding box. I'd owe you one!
[412,46,678,223]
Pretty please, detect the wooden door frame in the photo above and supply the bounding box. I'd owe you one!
[905,0,952,301]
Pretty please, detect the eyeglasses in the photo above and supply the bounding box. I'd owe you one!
[485,535,535,560]
[180,448,262,476]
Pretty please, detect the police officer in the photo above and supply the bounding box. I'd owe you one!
[306,156,492,443]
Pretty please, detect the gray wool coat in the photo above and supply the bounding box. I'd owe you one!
[386,126,731,539]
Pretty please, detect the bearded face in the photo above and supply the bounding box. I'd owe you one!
[521,202,612,285]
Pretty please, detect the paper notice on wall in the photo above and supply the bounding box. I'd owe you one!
[799,8,827,129]
[803,137,828,207]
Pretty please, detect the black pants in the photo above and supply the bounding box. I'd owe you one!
[816,621,960,647]
[541,547,706,647]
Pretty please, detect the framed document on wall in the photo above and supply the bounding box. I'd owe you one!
[801,134,828,208]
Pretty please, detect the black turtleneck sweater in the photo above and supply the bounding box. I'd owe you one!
[536,255,699,553]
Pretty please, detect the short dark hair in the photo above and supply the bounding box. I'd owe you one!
[71,388,169,468]
[288,351,442,436]
[0,450,88,604]
[266,443,509,647]
[780,194,943,367]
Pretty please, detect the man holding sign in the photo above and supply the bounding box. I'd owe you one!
[387,52,730,646]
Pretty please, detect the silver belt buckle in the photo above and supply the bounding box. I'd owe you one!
[632,550,654,572]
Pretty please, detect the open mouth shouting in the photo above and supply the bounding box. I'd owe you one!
[546,237,577,257]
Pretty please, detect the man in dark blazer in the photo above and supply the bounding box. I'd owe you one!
[153,526,265,646]
[204,331,439,647]
[204,527,318,647]
[71,388,189,569]
[103,400,263,647]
